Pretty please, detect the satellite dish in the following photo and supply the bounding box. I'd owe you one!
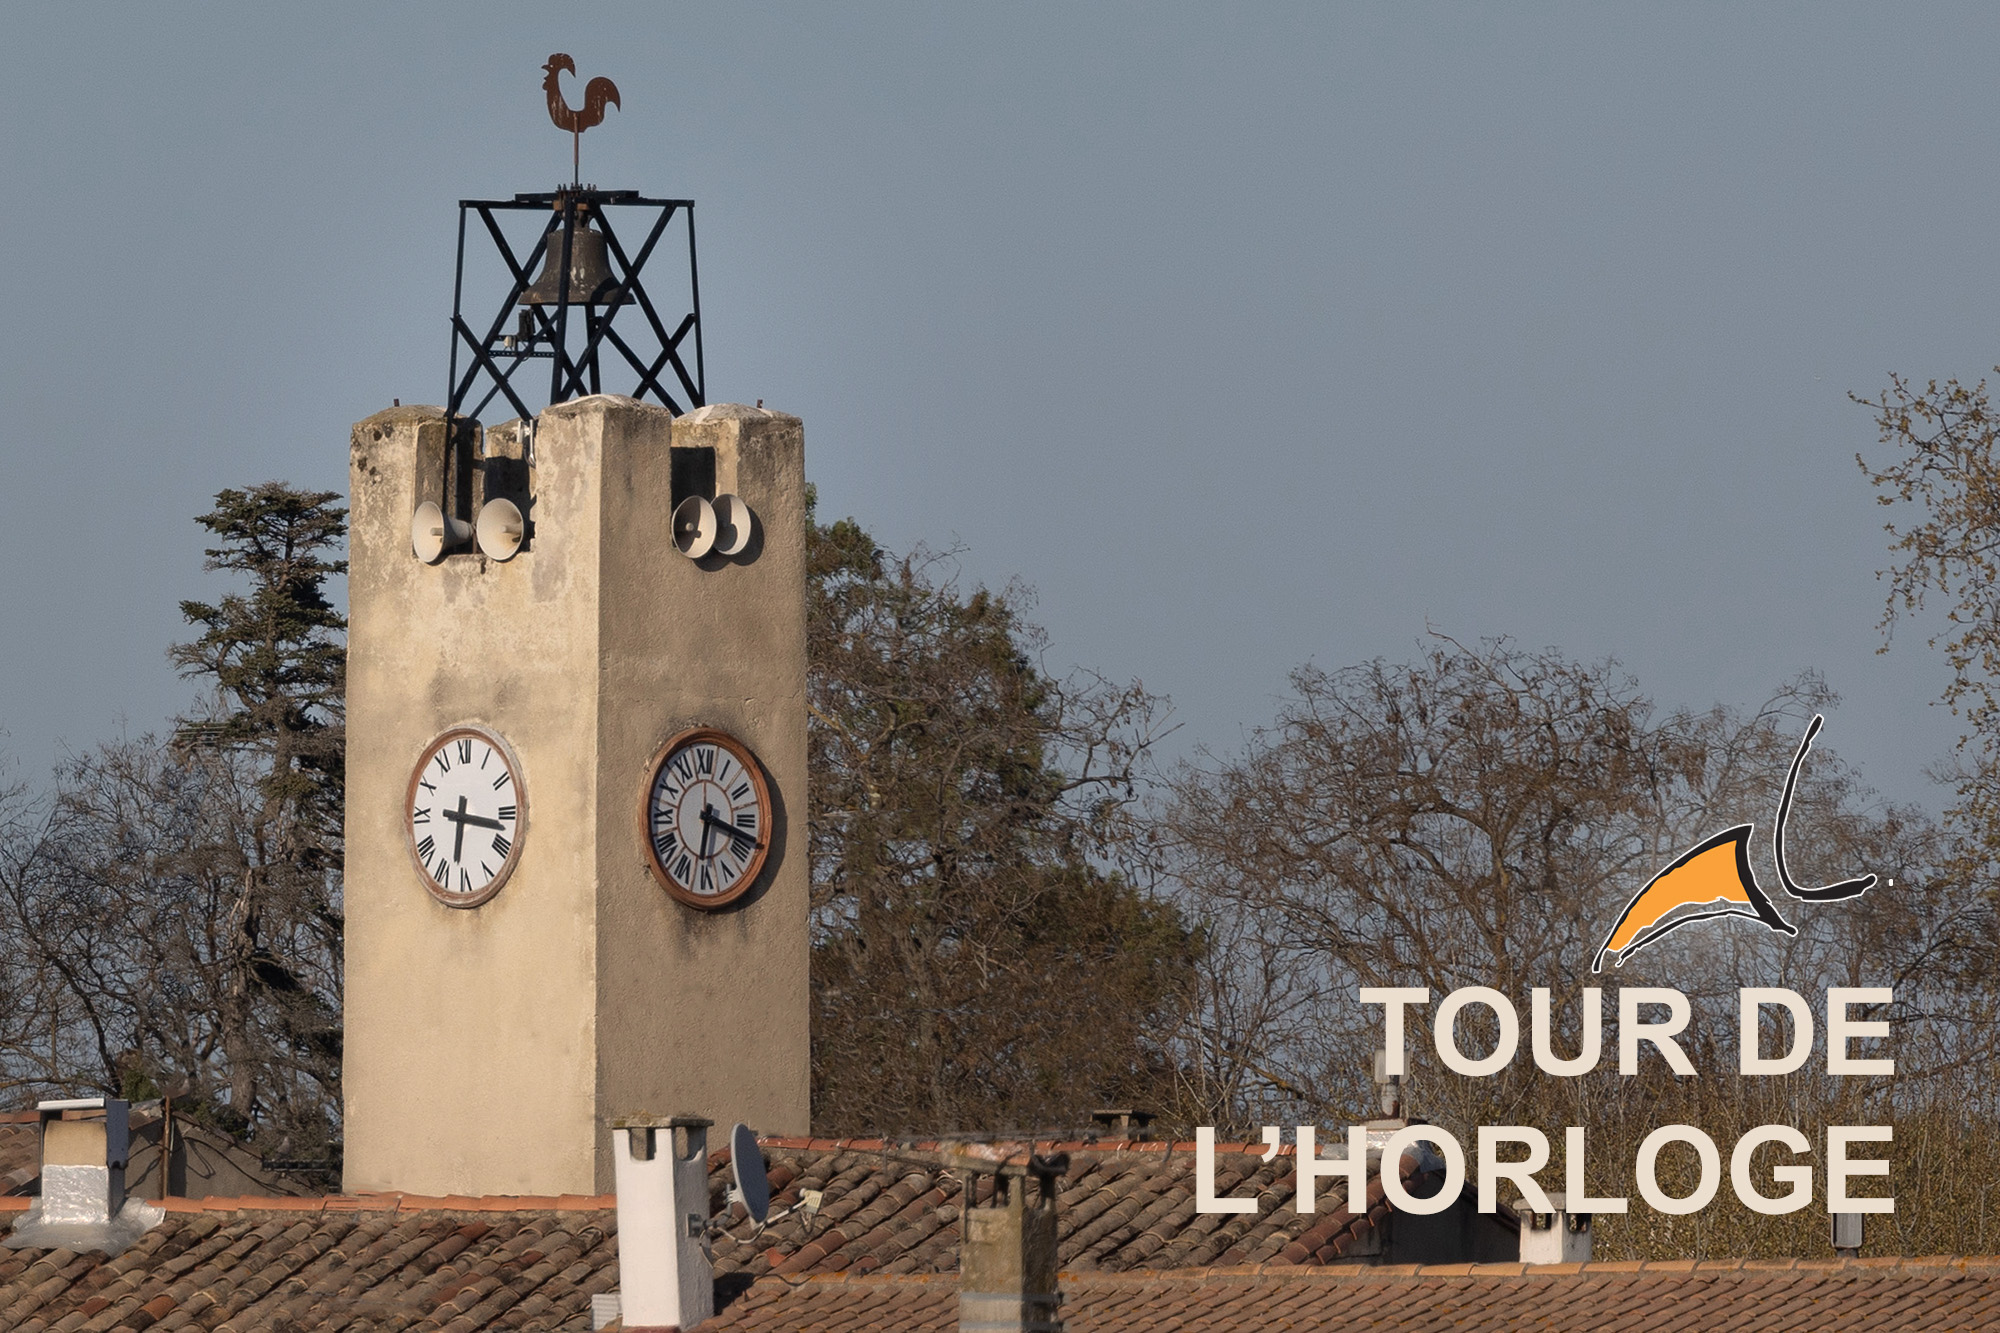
[411,501,472,563]
[730,1122,770,1224]
[476,497,526,561]
[712,493,754,557]
[673,495,716,558]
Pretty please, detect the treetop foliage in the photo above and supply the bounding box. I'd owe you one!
[805,489,1196,1134]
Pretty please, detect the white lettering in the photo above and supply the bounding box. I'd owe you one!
[1827,988,1894,1075]
[1359,987,1431,1077]
[1378,1125,1465,1217]
[1437,986,1520,1077]
[1295,1125,1369,1215]
[1195,1127,1257,1214]
[1827,1126,1894,1213]
[1620,988,1696,1076]
[1477,1126,1552,1214]
[1740,989,1814,1075]
[1635,1125,1720,1215]
[1729,1124,1812,1215]
[1564,1126,1627,1213]
[1531,987,1601,1076]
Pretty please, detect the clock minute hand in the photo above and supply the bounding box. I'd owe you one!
[700,808,756,848]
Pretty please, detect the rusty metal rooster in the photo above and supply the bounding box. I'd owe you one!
[542,54,621,184]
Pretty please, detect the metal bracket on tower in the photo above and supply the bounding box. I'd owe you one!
[445,187,706,427]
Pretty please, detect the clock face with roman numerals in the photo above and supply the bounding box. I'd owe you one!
[405,726,525,908]
[639,727,772,910]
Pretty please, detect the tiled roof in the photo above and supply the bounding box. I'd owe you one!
[3,1197,1998,1332]
[1,1139,1994,1330]
[715,1136,1401,1276]
[704,1260,2000,1331]
[0,1199,618,1332]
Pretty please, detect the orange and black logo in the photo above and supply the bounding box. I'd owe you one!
[1593,715,1876,972]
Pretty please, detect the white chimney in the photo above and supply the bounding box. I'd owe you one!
[611,1115,715,1332]
[2,1097,161,1256]
[40,1097,128,1224]
[1515,1192,1593,1265]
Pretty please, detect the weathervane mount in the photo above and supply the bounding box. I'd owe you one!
[542,53,621,187]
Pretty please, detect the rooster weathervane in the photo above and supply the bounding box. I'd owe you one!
[542,54,621,185]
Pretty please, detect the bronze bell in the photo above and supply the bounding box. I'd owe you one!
[519,209,629,306]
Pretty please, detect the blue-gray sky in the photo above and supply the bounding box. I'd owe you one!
[1,5,1990,809]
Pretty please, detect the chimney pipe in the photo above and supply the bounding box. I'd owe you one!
[960,1157,1066,1333]
[1088,1109,1154,1141]
[1514,1192,1593,1265]
[612,1115,715,1332]
[2,1097,160,1256]
[40,1097,128,1223]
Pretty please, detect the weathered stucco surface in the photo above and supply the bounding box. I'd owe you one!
[343,397,809,1196]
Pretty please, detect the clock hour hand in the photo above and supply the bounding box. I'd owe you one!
[700,807,756,850]
[440,795,504,861]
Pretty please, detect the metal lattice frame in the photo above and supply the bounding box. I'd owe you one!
[446,188,705,424]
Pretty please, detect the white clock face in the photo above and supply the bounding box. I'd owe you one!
[406,727,525,907]
[640,728,772,909]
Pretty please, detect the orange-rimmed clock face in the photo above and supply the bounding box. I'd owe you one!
[639,727,772,909]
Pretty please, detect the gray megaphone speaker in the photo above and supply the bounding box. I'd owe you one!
[411,501,473,563]
[476,497,526,561]
[673,495,717,559]
[712,493,754,557]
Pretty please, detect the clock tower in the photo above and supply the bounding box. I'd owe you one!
[341,396,810,1196]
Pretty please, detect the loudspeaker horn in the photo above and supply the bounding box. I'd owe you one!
[411,501,472,563]
[476,497,526,561]
[712,493,754,557]
[673,495,717,558]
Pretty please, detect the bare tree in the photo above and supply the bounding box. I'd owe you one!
[1154,636,1996,1257]
[0,484,344,1162]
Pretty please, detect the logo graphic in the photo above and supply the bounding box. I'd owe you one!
[1593,715,1876,971]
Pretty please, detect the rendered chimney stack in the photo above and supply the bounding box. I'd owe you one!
[1514,1192,1594,1265]
[39,1098,128,1225]
[1088,1109,1155,1141]
[961,1162,1064,1333]
[611,1115,714,1332]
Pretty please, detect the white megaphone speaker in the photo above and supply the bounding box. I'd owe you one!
[712,493,754,557]
[410,501,472,563]
[673,495,717,558]
[476,497,526,561]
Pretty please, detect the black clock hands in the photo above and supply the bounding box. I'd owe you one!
[700,806,757,852]
[441,794,504,861]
